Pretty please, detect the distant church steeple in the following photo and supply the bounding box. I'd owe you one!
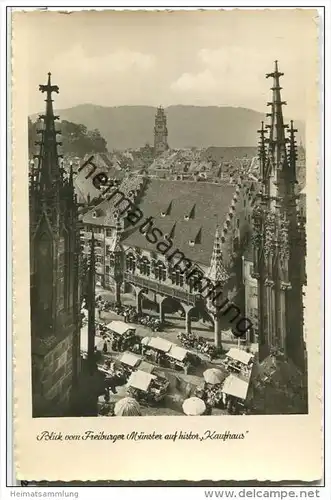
[154,106,169,156]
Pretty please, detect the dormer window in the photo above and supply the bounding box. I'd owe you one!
[92,211,97,218]
[184,215,190,221]
[161,212,166,217]
[189,240,195,247]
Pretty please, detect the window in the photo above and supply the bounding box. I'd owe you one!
[140,257,151,276]
[126,254,136,273]
[236,218,240,229]
[189,272,202,292]
[106,229,112,237]
[171,270,184,287]
[154,261,166,281]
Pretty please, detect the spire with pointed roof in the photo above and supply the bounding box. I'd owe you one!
[253,61,305,369]
[34,73,62,192]
[206,226,229,284]
[266,60,289,167]
[262,61,300,200]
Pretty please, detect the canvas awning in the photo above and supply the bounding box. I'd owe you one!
[127,370,156,392]
[168,345,188,362]
[226,347,254,365]
[105,320,134,336]
[222,374,249,401]
[118,352,142,368]
[138,361,155,374]
[147,337,172,353]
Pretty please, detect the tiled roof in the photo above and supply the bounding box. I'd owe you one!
[122,179,237,267]
[74,154,126,203]
[82,175,146,226]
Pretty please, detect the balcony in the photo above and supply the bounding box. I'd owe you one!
[124,272,201,306]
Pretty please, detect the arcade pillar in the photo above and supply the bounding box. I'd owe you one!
[213,314,222,348]
[115,281,121,307]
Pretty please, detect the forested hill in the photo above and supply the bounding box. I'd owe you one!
[30,104,305,151]
[28,118,108,158]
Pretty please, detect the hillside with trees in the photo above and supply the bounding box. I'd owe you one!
[28,118,108,158]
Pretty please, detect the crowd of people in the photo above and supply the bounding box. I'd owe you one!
[177,332,222,361]
[95,297,163,332]
[194,382,248,415]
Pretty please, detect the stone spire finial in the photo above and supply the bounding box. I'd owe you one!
[35,73,62,192]
[206,226,229,284]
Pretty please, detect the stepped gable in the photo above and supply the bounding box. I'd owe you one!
[121,179,237,267]
[82,175,147,227]
[74,153,125,203]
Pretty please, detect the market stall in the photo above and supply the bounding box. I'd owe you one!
[223,347,254,376]
[118,351,142,375]
[127,369,169,405]
[221,373,250,413]
[142,336,172,364]
[166,345,190,373]
[138,361,156,374]
[105,320,137,352]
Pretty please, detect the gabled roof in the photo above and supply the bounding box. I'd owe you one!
[222,374,249,400]
[105,320,134,335]
[226,347,254,365]
[82,175,145,227]
[122,179,237,266]
[127,370,156,392]
[118,351,142,368]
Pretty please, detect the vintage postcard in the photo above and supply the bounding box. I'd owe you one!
[12,8,323,481]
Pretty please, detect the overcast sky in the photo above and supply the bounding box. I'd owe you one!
[15,9,317,119]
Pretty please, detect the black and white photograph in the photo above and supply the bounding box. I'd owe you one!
[24,9,311,420]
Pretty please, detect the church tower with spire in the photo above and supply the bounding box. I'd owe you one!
[252,61,306,369]
[154,106,169,156]
[29,73,81,417]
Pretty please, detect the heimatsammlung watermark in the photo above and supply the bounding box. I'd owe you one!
[77,156,253,338]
